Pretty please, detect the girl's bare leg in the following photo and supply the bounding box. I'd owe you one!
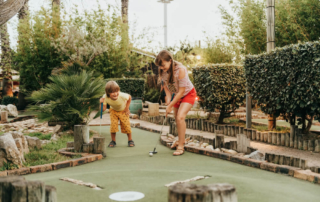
[175,103,193,148]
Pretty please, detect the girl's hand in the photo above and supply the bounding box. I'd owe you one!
[166,105,172,117]
[100,98,105,103]
[124,108,130,116]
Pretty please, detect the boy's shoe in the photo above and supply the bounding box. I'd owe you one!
[128,140,135,147]
[108,141,116,148]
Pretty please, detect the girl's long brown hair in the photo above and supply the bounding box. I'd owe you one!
[155,50,176,84]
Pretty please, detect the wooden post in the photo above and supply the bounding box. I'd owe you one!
[74,125,90,152]
[256,131,260,141]
[230,141,237,151]
[11,181,28,202]
[273,155,279,164]
[83,143,94,153]
[0,176,25,201]
[236,134,250,153]
[235,126,240,136]
[1,111,8,123]
[298,136,303,150]
[246,88,252,129]
[277,133,281,146]
[285,133,290,147]
[264,132,268,142]
[272,132,277,145]
[215,135,224,149]
[315,140,320,153]
[168,183,237,202]
[94,137,106,157]
[290,125,295,148]
[26,181,46,202]
[279,155,284,165]
[284,156,291,166]
[45,185,57,202]
[266,0,276,130]
[251,130,256,140]
[148,103,159,116]
[308,140,314,151]
[303,140,308,151]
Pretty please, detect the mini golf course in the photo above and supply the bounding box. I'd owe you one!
[25,126,320,202]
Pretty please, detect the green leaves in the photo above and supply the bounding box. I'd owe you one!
[193,64,246,123]
[244,40,320,126]
[105,78,145,98]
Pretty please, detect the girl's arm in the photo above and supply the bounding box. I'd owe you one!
[99,98,107,111]
[163,85,172,105]
[124,95,132,115]
[167,68,186,107]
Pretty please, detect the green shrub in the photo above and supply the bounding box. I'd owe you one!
[1,96,19,106]
[244,41,320,133]
[105,78,145,98]
[144,88,161,103]
[193,64,246,124]
[25,132,52,140]
[27,70,105,128]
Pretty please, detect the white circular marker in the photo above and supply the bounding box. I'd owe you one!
[109,191,145,201]
[149,152,153,157]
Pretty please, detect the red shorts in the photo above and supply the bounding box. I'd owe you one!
[173,88,197,108]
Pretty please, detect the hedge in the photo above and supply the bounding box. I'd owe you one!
[244,41,320,132]
[2,96,19,106]
[192,64,246,123]
[105,78,145,98]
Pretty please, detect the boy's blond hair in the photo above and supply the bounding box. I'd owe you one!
[105,81,120,97]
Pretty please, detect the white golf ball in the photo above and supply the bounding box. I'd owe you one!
[149,152,153,157]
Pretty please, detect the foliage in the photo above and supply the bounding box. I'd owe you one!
[1,96,19,106]
[23,134,76,167]
[244,41,320,133]
[106,78,145,98]
[193,64,246,124]
[14,6,65,94]
[219,0,320,56]
[25,132,52,140]
[144,88,161,103]
[204,38,235,64]
[0,161,19,171]
[27,70,105,128]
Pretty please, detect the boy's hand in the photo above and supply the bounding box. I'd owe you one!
[100,98,105,103]
[124,108,130,116]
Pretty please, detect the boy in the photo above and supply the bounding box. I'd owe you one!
[99,81,135,148]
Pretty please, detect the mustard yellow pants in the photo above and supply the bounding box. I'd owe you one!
[109,108,132,134]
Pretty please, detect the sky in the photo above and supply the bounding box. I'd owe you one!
[6,0,234,52]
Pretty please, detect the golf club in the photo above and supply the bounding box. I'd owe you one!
[149,93,174,155]
[100,102,103,137]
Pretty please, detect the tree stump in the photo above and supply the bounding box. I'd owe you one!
[251,130,256,140]
[94,137,106,157]
[236,134,250,153]
[148,103,159,116]
[0,176,25,201]
[263,132,268,143]
[1,111,8,123]
[45,185,57,202]
[268,132,272,144]
[290,125,295,148]
[315,140,320,153]
[272,132,277,145]
[11,181,28,202]
[215,135,224,149]
[74,125,89,152]
[168,183,237,202]
[83,143,94,153]
[26,181,45,202]
[285,133,290,147]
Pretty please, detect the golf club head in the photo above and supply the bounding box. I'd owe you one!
[149,151,158,154]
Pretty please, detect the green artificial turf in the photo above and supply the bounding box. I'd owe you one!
[25,126,320,202]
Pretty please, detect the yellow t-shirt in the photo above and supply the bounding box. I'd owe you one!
[103,92,130,112]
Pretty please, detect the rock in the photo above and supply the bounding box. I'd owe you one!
[28,130,36,133]
[201,143,209,148]
[66,130,74,135]
[53,125,62,134]
[11,131,29,155]
[246,150,264,161]
[58,132,63,136]
[214,148,221,152]
[6,104,18,117]
[41,140,51,146]
[187,142,196,146]
[26,136,41,149]
[50,134,59,142]
[206,145,214,150]
[14,138,25,162]
[0,150,7,167]
[221,148,238,155]
[0,133,23,166]
[2,124,10,129]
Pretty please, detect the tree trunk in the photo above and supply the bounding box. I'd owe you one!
[18,0,28,20]
[45,185,57,202]
[121,0,129,24]
[168,183,237,202]
[267,114,276,130]
[93,137,106,157]
[0,8,11,97]
[217,106,225,124]
[74,125,89,152]
[0,176,25,201]
[0,0,26,26]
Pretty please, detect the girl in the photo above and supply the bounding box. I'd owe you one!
[155,50,197,156]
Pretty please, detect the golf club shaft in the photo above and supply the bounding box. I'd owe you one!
[154,117,167,150]
[100,103,103,137]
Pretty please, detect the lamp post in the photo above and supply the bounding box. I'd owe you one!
[158,0,174,49]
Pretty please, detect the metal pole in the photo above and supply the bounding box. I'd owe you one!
[246,88,252,129]
[164,3,167,49]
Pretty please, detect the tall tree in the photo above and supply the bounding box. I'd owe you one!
[121,0,129,24]
[0,0,12,97]
[17,0,29,109]
[0,0,25,26]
